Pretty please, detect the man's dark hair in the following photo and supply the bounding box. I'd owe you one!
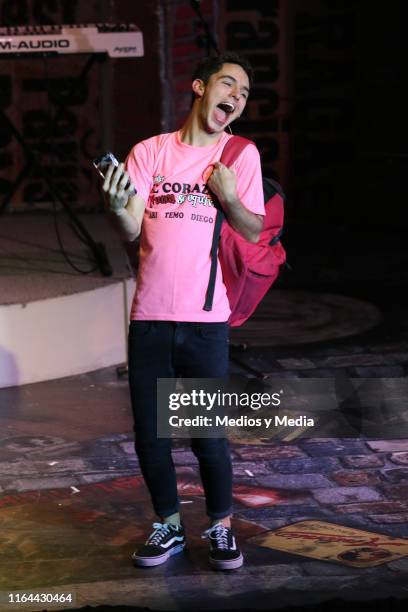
[191,53,254,105]
[192,52,254,87]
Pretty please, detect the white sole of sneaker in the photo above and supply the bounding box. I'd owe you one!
[209,553,244,570]
[132,542,186,567]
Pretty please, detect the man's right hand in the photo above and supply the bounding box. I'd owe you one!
[102,162,136,212]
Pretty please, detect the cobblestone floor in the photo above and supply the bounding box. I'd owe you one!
[1,362,408,611]
[1,226,408,611]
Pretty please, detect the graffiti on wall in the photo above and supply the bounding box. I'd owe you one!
[222,0,290,186]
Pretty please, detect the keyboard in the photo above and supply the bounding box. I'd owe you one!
[0,23,144,57]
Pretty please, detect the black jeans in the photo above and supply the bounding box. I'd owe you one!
[128,320,232,520]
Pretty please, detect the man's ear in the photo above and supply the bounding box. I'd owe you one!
[192,79,205,98]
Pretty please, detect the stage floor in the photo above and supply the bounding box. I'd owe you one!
[1,362,408,611]
[1,215,408,610]
[0,212,130,305]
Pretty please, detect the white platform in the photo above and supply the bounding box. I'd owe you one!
[0,278,136,389]
[0,214,384,387]
[0,212,139,389]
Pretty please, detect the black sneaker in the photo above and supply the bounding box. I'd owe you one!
[202,523,243,570]
[132,522,186,567]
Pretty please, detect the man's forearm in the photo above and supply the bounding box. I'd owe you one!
[219,196,263,243]
[102,162,144,242]
[109,205,141,242]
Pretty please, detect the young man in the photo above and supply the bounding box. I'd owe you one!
[103,53,264,570]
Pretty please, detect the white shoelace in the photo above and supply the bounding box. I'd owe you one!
[201,523,230,549]
[146,522,176,546]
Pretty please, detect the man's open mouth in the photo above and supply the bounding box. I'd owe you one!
[214,102,236,125]
[217,102,235,114]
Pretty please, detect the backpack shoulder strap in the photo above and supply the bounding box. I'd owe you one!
[203,208,224,311]
[203,135,254,312]
[219,135,254,167]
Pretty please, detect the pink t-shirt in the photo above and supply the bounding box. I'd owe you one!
[125,130,265,322]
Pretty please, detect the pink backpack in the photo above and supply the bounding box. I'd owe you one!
[204,136,286,327]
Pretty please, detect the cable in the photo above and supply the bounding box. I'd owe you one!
[190,0,220,55]
[43,56,98,275]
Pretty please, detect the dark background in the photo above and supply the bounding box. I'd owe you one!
[0,0,407,296]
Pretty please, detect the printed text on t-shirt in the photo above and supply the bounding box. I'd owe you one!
[149,180,214,209]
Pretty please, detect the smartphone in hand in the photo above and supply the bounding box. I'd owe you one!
[93,152,119,179]
[93,152,136,194]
